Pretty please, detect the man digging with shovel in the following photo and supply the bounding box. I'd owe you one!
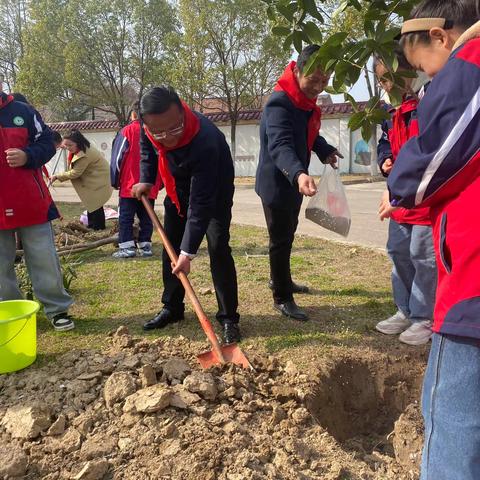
[132,86,241,345]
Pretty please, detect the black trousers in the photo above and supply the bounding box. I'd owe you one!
[161,199,239,325]
[262,201,302,304]
[88,207,106,230]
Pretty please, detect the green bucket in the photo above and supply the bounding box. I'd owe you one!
[0,300,39,374]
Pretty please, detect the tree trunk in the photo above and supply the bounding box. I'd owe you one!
[364,65,374,98]
[230,118,237,160]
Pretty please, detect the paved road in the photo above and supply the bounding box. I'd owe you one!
[51,181,389,250]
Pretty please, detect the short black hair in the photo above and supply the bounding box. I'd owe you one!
[373,43,414,74]
[401,0,480,47]
[64,129,90,152]
[52,131,62,145]
[296,45,320,73]
[12,93,29,104]
[139,86,182,116]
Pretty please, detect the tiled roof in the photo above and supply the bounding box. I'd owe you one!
[49,119,120,131]
[49,101,367,131]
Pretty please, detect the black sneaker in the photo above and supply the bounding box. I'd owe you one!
[51,313,75,331]
[223,322,241,344]
[143,308,184,331]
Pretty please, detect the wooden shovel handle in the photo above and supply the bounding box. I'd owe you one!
[141,196,225,362]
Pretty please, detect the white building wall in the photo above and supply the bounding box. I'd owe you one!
[46,118,381,177]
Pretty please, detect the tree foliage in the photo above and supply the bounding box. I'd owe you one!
[264,0,422,139]
[175,0,290,158]
[18,0,177,124]
[0,0,28,92]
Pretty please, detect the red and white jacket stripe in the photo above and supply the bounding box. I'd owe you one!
[388,23,480,339]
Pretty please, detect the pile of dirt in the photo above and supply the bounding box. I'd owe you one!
[0,328,424,479]
[53,221,118,249]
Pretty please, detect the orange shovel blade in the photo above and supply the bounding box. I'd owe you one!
[197,343,252,369]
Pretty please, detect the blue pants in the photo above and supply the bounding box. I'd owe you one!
[0,222,73,319]
[387,221,437,322]
[421,333,480,479]
[118,197,154,248]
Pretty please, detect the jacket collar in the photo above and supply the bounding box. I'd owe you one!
[453,20,480,50]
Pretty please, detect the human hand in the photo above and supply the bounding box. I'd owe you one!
[172,254,191,276]
[379,190,398,221]
[132,183,153,200]
[5,149,27,168]
[297,173,317,197]
[325,150,343,169]
[382,158,393,175]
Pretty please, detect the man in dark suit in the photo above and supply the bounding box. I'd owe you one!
[256,45,342,321]
[133,86,240,344]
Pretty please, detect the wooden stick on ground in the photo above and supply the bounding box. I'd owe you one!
[15,235,118,257]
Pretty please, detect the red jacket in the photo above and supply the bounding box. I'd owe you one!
[388,32,480,339]
[110,120,162,199]
[377,98,430,225]
[0,93,58,230]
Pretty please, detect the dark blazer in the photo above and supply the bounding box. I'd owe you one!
[255,91,336,209]
[140,113,234,255]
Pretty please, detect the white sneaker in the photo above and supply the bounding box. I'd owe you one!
[112,247,136,259]
[375,311,411,335]
[399,321,433,346]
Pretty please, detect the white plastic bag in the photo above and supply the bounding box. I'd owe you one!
[305,166,351,237]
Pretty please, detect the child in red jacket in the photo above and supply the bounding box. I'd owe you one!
[110,104,162,258]
[383,1,480,477]
[0,92,74,331]
[374,50,437,346]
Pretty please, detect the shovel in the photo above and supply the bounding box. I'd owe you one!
[141,196,251,370]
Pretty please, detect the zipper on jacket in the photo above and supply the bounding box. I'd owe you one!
[439,213,452,274]
[32,172,45,199]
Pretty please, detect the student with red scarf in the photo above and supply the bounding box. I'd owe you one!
[132,86,240,345]
[374,51,436,346]
[255,45,342,321]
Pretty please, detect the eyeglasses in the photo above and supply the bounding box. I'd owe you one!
[148,122,184,140]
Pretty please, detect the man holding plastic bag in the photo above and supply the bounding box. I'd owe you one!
[255,45,343,321]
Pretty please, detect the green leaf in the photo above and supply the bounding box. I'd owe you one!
[302,0,324,22]
[325,31,349,47]
[361,120,373,141]
[272,26,292,36]
[303,21,322,44]
[348,111,365,131]
[344,93,358,111]
[293,30,303,53]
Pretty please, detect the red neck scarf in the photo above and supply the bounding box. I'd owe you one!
[274,61,321,152]
[390,97,419,160]
[143,101,200,215]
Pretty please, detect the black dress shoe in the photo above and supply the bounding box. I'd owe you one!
[273,301,309,321]
[143,308,184,331]
[223,322,242,344]
[268,280,310,294]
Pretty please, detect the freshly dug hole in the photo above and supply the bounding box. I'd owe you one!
[305,354,425,447]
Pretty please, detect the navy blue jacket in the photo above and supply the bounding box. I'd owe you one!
[255,91,336,208]
[140,113,234,255]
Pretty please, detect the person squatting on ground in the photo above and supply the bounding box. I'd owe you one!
[374,50,437,346]
[110,102,162,258]
[52,130,113,230]
[255,45,343,322]
[132,86,241,345]
[0,91,74,331]
[380,0,480,478]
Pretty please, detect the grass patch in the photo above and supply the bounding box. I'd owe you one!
[33,202,397,365]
